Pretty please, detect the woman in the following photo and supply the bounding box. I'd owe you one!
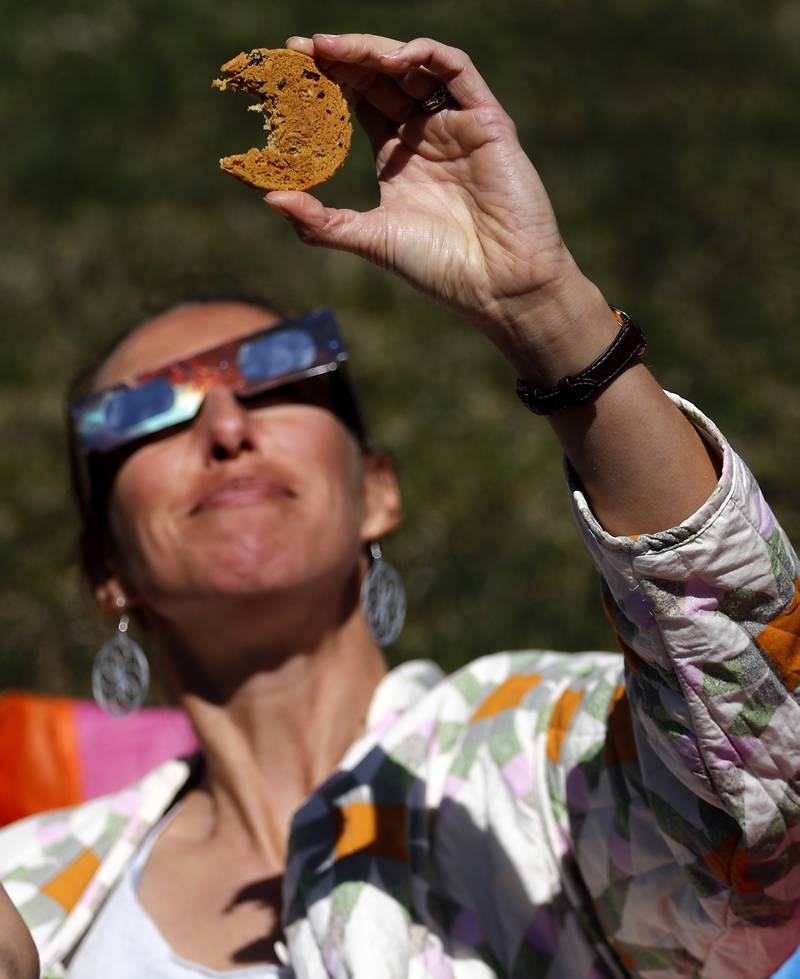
[2,31,799,978]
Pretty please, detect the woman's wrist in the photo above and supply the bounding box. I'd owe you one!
[484,263,620,389]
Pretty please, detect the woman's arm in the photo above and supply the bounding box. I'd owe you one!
[0,884,38,979]
[268,37,800,975]
[267,33,718,536]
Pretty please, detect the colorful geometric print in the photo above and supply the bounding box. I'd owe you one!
[1,760,191,977]
[3,395,800,978]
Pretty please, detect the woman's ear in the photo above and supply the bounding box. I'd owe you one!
[360,451,402,542]
[94,572,140,617]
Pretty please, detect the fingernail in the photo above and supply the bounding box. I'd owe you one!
[381,46,406,60]
[313,33,339,41]
[285,35,311,45]
[264,194,289,213]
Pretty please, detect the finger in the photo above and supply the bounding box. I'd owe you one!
[264,192,385,258]
[308,34,432,97]
[395,65,442,102]
[343,63,443,103]
[336,65,419,124]
[287,34,420,121]
[311,34,493,109]
[311,32,407,63]
[285,35,314,56]
[284,36,337,74]
[380,38,495,110]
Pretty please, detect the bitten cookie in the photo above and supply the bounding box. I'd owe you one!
[212,48,352,192]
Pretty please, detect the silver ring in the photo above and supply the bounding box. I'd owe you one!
[419,84,457,114]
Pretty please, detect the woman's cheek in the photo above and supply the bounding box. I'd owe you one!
[106,448,189,593]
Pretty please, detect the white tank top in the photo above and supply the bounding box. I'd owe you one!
[68,809,293,979]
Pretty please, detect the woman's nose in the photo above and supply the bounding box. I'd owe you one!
[196,386,255,460]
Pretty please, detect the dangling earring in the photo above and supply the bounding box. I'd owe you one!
[92,600,150,717]
[361,541,406,646]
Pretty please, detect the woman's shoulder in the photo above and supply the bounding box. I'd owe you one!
[387,649,623,718]
[0,757,193,975]
[362,648,625,773]
[0,758,193,912]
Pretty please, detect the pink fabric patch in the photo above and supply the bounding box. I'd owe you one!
[727,734,758,764]
[607,829,633,876]
[683,579,726,617]
[367,709,399,739]
[676,661,705,696]
[502,752,532,799]
[415,719,437,743]
[75,702,197,800]
[37,817,71,847]
[755,486,777,539]
[443,774,465,800]
[421,944,455,979]
[622,590,655,631]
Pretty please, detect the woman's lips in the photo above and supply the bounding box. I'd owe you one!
[193,476,295,513]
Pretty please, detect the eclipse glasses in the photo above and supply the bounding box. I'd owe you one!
[69,309,367,505]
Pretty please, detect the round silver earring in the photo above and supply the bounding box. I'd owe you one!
[92,612,150,717]
[361,542,406,646]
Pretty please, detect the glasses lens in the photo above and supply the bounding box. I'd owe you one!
[105,377,176,432]
[238,328,317,383]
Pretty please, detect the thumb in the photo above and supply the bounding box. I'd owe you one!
[264,192,384,258]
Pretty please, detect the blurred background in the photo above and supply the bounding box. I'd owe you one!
[1,0,799,699]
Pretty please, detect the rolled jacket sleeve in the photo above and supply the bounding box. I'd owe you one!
[567,393,800,977]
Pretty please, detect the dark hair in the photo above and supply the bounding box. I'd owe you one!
[66,293,294,589]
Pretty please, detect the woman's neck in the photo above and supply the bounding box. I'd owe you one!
[157,610,387,866]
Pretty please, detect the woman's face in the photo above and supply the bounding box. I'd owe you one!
[94,302,398,619]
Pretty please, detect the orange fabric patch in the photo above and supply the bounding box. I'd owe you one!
[702,829,761,894]
[470,674,542,724]
[546,689,584,764]
[592,901,637,970]
[604,685,638,767]
[41,848,101,912]
[610,937,637,971]
[755,578,800,691]
[334,802,409,864]
[0,694,82,826]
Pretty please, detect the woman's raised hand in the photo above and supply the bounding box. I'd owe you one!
[271,34,720,538]
[269,33,610,379]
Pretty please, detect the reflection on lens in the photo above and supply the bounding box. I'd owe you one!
[238,328,316,382]
[105,378,175,431]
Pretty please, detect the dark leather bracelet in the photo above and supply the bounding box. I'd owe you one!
[516,306,646,416]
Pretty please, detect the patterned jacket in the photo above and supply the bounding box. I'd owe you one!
[3,397,800,979]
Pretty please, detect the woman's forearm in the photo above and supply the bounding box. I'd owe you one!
[506,270,719,537]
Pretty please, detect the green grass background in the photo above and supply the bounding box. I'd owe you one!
[1,0,799,698]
